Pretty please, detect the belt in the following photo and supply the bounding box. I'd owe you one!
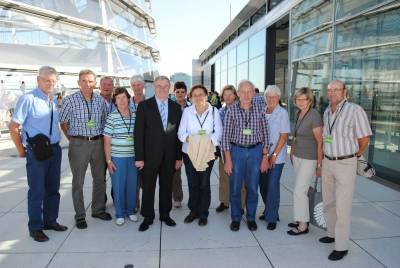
[71,135,103,141]
[324,154,356,161]
[231,142,261,149]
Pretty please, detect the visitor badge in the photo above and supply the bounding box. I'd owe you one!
[243,128,252,136]
[324,135,333,144]
[126,136,134,142]
[198,129,206,135]
[87,120,95,129]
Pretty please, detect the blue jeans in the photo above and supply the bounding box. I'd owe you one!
[26,143,62,232]
[259,163,284,223]
[230,144,262,221]
[183,153,214,219]
[111,156,137,218]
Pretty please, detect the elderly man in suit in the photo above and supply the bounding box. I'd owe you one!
[135,76,183,232]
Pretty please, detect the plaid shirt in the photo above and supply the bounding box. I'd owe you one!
[59,91,107,137]
[221,101,270,151]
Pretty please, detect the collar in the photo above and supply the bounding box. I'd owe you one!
[34,88,52,101]
[155,96,168,106]
[329,98,347,114]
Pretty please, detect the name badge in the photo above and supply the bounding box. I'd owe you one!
[126,136,134,142]
[198,129,206,135]
[243,128,252,136]
[324,135,333,144]
[87,120,95,129]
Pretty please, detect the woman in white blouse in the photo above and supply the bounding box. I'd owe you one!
[178,84,222,226]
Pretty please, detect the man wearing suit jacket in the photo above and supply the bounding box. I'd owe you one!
[135,76,183,232]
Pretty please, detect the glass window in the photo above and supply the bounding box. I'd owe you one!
[237,61,248,83]
[220,70,228,91]
[215,71,221,93]
[336,8,400,51]
[291,0,332,38]
[237,39,248,64]
[290,54,331,119]
[228,48,236,68]
[249,55,265,92]
[15,0,103,24]
[215,58,221,74]
[292,30,332,60]
[336,0,384,19]
[269,0,285,10]
[334,45,400,182]
[228,67,236,87]
[221,54,228,71]
[249,30,265,59]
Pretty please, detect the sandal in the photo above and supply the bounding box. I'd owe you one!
[287,226,309,236]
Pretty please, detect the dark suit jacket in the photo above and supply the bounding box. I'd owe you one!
[134,97,182,168]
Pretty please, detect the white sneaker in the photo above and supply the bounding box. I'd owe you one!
[174,201,182,208]
[129,214,138,222]
[115,218,125,225]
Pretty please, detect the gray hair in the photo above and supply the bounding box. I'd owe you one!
[130,75,145,85]
[38,66,58,77]
[264,85,281,98]
[237,80,255,92]
[154,75,171,86]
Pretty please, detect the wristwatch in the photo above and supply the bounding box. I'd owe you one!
[107,159,112,164]
[272,152,277,157]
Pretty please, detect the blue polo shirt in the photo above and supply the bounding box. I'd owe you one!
[12,88,61,145]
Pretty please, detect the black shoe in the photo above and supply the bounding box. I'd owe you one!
[139,219,153,232]
[184,212,198,223]
[216,203,229,213]
[160,216,176,227]
[75,219,87,229]
[259,214,265,220]
[267,222,276,230]
[92,212,112,221]
[319,236,335,243]
[247,221,257,231]
[230,221,240,231]
[30,230,49,242]
[198,218,208,226]
[288,222,299,228]
[43,223,68,232]
[328,250,348,261]
[287,226,309,236]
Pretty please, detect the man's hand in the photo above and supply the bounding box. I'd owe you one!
[224,159,233,176]
[18,147,26,158]
[175,160,183,170]
[135,161,144,170]
[260,157,269,173]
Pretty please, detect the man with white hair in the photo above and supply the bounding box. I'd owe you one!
[9,66,67,242]
[221,80,270,232]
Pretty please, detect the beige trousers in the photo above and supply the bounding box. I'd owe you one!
[293,155,317,222]
[218,158,246,208]
[322,157,357,251]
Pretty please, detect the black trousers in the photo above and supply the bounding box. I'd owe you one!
[183,153,215,219]
[140,155,175,220]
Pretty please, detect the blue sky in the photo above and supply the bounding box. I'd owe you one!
[151,0,249,77]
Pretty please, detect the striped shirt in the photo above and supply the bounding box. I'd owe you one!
[103,109,136,157]
[323,99,372,157]
[221,100,270,151]
[60,91,107,137]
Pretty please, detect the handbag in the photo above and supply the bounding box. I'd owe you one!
[308,176,326,230]
[357,156,376,178]
[26,102,54,161]
[212,106,221,158]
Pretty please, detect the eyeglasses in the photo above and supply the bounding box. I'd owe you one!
[295,98,308,102]
[327,88,344,93]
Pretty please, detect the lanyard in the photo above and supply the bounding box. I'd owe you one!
[81,92,93,121]
[294,108,311,138]
[118,109,133,135]
[240,107,251,127]
[132,98,137,111]
[195,110,209,129]
[328,101,347,135]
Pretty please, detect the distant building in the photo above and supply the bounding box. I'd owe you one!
[191,59,202,86]
[170,72,192,89]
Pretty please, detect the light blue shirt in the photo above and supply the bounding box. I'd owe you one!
[265,105,290,164]
[155,97,168,128]
[12,88,61,145]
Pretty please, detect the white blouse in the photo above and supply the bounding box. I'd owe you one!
[178,104,223,154]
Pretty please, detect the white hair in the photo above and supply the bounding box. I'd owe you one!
[237,80,255,92]
[130,75,145,85]
[264,85,281,98]
[38,66,58,77]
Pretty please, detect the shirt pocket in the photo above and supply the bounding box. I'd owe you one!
[342,124,354,139]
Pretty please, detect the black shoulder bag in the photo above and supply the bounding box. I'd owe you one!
[26,102,54,161]
[212,106,221,158]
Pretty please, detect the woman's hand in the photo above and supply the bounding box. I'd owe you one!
[316,166,322,177]
[135,161,144,170]
[269,154,277,169]
[107,161,117,174]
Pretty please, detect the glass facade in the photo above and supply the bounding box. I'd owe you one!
[200,0,400,184]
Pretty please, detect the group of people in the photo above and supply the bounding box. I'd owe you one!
[9,65,372,262]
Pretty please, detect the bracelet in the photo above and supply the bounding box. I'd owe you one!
[272,152,277,157]
[317,163,322,168]
[262,153,269,156]
[107,159,112,164]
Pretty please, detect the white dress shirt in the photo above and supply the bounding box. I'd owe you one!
[178,103,222,154]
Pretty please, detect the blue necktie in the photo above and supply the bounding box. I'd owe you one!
[160,101,167,130]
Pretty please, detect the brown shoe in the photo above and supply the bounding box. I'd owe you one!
[30,230,49,242]
[44,223,68,232]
